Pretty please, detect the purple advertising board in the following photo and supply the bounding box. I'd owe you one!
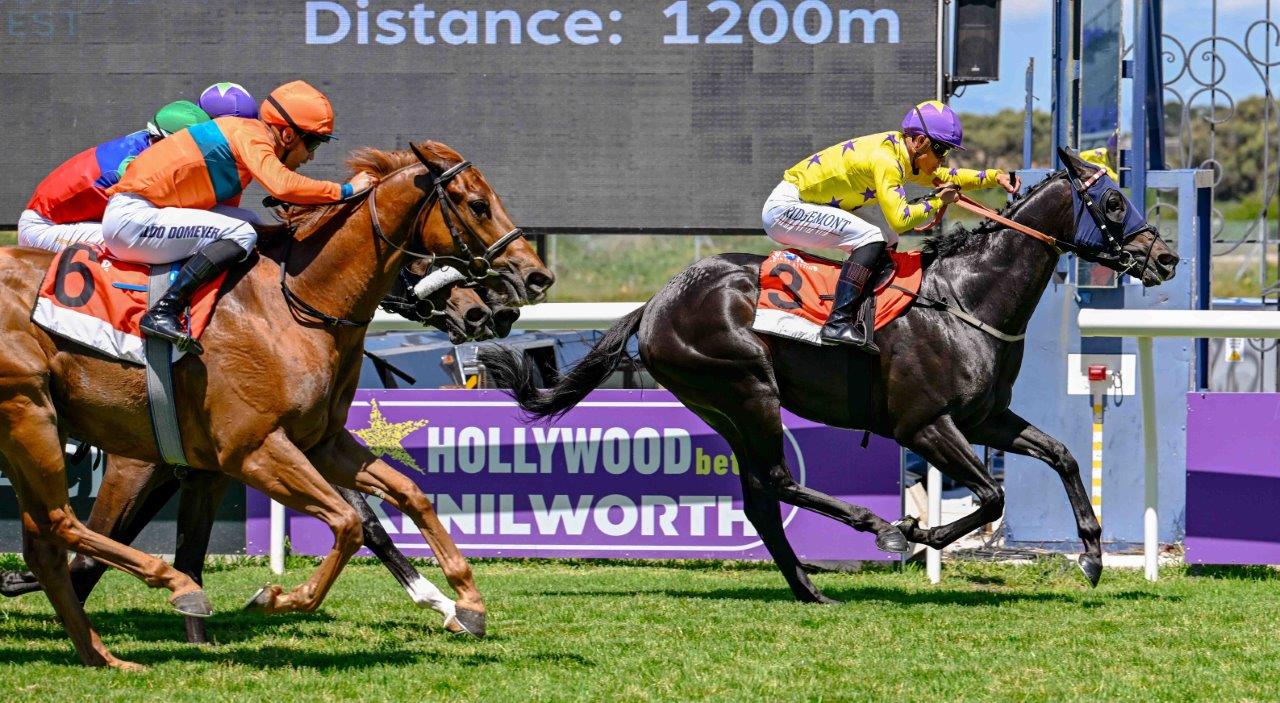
[246,389,901,561]
[1185,393,1280,564]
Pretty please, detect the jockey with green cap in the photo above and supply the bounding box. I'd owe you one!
[18,100,212,252]
[761,100,1021,353]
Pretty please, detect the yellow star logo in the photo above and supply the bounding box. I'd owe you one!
[352,399,429,473]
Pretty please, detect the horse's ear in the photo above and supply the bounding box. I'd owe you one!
[410,142,444,178]
[1057,146,1092,180]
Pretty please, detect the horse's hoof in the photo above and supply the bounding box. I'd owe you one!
[1078,554,1103,588]
[876,524,911,554]
[0,570,41,598]
[171,590,213,618]
[808,592,841,605]
[449,606,487,638]
[243,585,277,613]
[893,517,927,542]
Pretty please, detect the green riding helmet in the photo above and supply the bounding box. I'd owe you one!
[146,100,211,139]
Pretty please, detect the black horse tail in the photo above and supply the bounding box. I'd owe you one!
[479,303,647,421]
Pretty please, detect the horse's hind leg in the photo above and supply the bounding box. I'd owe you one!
[896,414,1005,551]
[1,449,143,669]
[226,429,363,615]
[70,457,180,603]
[20,518,141,670]
[690,407,836,604]
[310,431,485,637]
[1,456,177,600]
[0,392,209,613]
[967,409,1103,586]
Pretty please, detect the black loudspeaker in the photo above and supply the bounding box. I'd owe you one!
[953,0,1001,83]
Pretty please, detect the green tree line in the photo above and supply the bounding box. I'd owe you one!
[959,95,1275,211]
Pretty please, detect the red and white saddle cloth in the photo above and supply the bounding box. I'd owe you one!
[751,248,924,345]
[31,244,227,365]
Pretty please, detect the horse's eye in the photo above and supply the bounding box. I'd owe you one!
[469,199,490,218]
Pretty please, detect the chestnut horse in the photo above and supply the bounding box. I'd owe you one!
[0,279,513,645]
[0,141,550,669]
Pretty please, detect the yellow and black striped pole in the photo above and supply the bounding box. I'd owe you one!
[1091,395,1103,523]
[1086,365,1109,524]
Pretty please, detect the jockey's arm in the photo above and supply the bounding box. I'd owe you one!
[873,156,944,233]
[931,165,1005,192]
[233,129,343,204]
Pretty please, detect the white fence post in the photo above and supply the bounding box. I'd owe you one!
[1078,309,1280,582]
[927,464,942,584]
[1137,336,1159,582]
[270,499,285,575]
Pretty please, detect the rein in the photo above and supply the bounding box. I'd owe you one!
[916,194,1062,251]
[271,157,523,328]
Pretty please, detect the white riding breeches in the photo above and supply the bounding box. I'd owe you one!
[17,210,105,252]
[102,193,259,265]
[761,181,890,253]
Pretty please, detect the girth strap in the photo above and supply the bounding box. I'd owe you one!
[144,264,191,466]
[889,284,1026,343]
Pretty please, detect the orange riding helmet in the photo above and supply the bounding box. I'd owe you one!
[260,80,337,142]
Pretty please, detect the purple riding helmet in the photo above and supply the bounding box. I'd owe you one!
[199,82,259,119]
[900,100,966,151]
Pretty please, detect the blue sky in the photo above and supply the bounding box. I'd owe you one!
[953,0,1276,114]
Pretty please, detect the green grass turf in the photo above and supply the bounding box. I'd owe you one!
[0,230,14,247]
[0,557,1277,701]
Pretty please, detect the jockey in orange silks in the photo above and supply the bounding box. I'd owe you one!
[102,80,378,354]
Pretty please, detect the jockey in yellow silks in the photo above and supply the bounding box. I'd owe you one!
[762,100,1020,353]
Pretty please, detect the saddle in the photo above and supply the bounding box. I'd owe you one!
[32,244,231,467]
[751,249,924,346]
[32,244,227,365]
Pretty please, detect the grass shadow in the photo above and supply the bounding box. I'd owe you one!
[0,643,507,670]
[0,607,338,644]
[523,584,1087,607]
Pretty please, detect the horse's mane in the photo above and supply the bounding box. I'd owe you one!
[920,170,1066,266]
[277,143,463,234]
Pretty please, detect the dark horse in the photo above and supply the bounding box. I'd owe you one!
[480,150,1178,603]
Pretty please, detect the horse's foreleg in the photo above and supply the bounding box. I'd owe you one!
[898,415,1005,550]
[310,431,485,637]
[967,409,1103,586]
[226,429,363,615]
[333,485,463,625]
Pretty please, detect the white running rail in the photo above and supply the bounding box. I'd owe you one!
[1078,308,1280,582]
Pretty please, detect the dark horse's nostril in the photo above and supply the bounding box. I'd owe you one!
[1157,253,1178,267]
[464,306,489,326]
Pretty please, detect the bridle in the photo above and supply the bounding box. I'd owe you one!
[273,150,523,328]
[919,166,1165,281]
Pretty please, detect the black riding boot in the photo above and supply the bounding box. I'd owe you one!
[820,242,886,354]
[139,239,245,355]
